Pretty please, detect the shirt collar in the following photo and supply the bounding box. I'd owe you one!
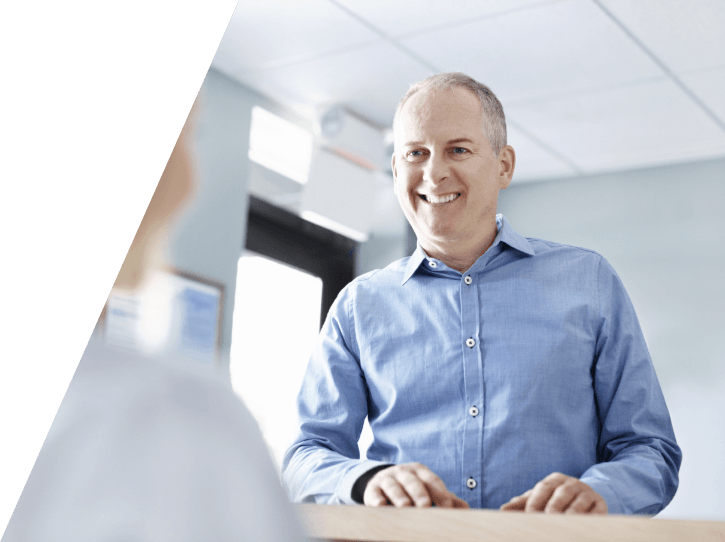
[401,243,427,284]
[495,214,535,257]
[401,214,535,285]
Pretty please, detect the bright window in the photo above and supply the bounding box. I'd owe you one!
[230,252,322,470]
[248,106,313,185]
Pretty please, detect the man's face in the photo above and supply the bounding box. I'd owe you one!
[392,88,513,255]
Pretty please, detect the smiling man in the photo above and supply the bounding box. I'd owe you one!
[283,73,681,515]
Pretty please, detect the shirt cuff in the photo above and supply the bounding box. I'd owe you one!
[580,477,623,515]
[335,460,394,505]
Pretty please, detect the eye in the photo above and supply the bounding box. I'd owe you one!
[405,149,427,162]
[452,147,468,154]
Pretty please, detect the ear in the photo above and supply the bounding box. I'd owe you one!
[391,153,398,183]
[498,145,515,190]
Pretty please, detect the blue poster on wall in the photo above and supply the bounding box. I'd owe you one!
[180,287,219,357]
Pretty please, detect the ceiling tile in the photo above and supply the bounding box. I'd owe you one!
[227,42,432,127]
[333,0,552,38]
[212,0,379,74]
[507,78,725,174]
[681,67,725,125]
[507,125,577,183]
[599,0,725,73]
[400,0,663,104]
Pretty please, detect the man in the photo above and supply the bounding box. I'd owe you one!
[282,73,681,515]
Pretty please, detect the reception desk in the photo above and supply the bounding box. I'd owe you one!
[297,504,725,542]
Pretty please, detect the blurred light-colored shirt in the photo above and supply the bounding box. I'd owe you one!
[283,214,681,514]
[5,333,303,542]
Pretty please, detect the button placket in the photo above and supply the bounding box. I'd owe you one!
[460,264,483,507]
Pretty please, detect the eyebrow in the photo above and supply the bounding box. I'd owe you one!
[447,138,475,145]
[402,138,475,146]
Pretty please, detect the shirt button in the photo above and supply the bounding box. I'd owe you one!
[464,276,472,285]
[466,338,475,348]
[469,405,479,417]
[466,478,477,489]
[428,260,437,268]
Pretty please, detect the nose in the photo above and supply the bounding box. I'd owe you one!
[422,151,449,185]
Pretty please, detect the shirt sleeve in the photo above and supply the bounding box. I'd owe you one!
[579,257,682,515]
[282,285,390,504]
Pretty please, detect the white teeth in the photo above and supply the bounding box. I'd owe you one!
[425,193,459,204]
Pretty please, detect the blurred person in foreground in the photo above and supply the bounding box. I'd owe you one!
[283,73,681,515]
[3,100,303,542]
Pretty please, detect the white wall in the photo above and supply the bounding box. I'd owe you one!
[498,157,725,520]
[172,68,308,368]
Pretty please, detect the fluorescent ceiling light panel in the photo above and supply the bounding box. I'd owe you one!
[248,106,313,184]
[301,210,369,243]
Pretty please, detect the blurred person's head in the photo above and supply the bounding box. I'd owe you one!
[112,101,198,292]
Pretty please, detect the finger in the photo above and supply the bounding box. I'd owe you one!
[363,484,390,507]
[500,493,528,511]
[525,474,566,512]
[544,483,579,513]
[591,498,608,515]
[394,470,433,507]
[379,476,414,508]
[414,467,454,508]
[500,489,531,511]
[451,494,470,509]
[563,492,596,514]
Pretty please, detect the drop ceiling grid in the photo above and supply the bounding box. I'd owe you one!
[598,0,725,74]
[681,68,725,124]
[399,0,665,105]
[507,124,578,183]
[229,41,433,127]
[213,0,381,74]
[330,0,558,39]
[210,0,725,180]
[506,77,725,174]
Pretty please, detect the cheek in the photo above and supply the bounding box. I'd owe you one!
[393,174,411,201]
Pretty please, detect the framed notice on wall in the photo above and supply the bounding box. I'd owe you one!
[172,268,224,364]
[105,268,224,368]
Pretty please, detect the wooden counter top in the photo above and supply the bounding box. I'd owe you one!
[296,504,725,542]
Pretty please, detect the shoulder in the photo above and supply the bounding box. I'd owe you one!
[343,256,411,291]
[326,257,410,324]
[525,237,603,259]
[523,237,608,271]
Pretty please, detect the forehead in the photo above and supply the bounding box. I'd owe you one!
[396,87,483,143]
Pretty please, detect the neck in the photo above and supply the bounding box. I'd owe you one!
[421,226,499,274]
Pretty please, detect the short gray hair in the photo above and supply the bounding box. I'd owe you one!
[393,72,507,156]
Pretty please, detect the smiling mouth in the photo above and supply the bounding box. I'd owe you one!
[420,193,461,204]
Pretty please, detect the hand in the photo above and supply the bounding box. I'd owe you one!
[363,462,469,509]
[500,472,607,514]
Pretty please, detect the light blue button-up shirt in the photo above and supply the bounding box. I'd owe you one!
[283,215,681,514]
